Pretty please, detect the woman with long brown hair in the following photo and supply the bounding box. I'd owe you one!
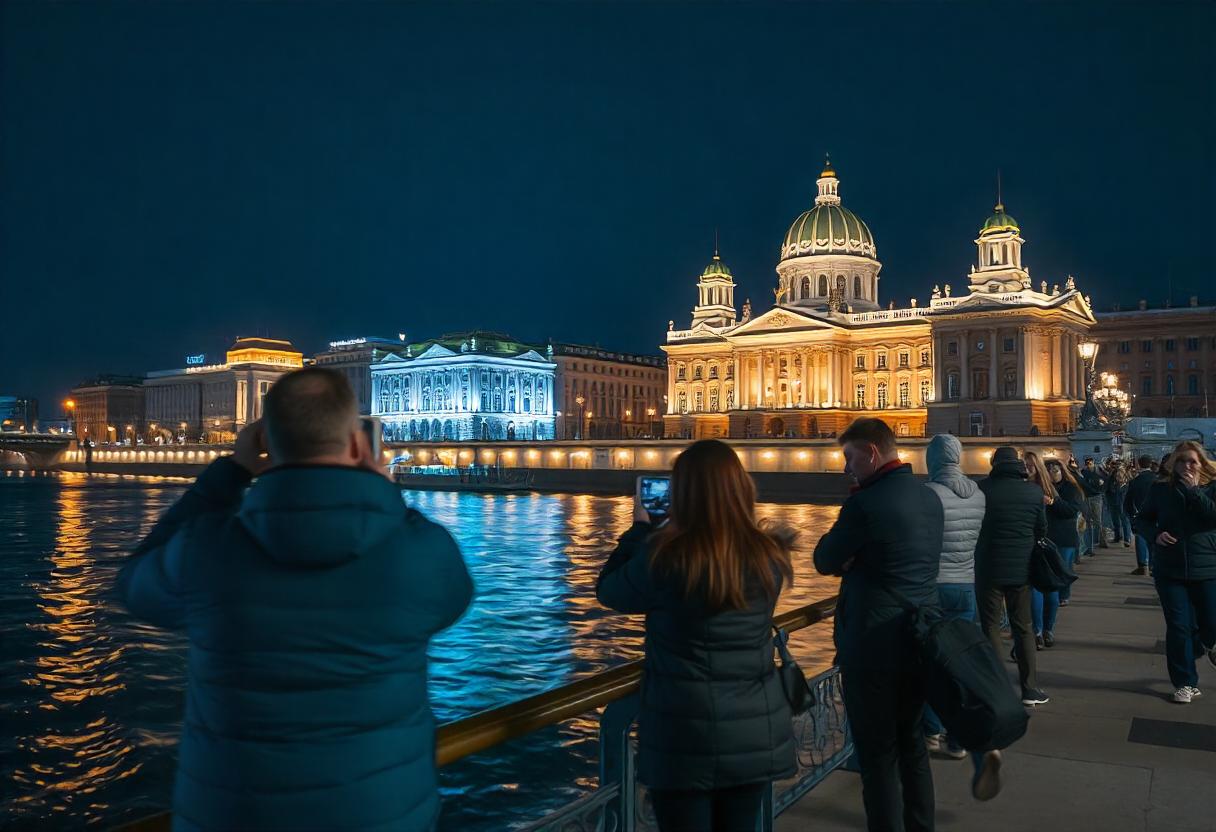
[1133,440,1216,703]
[597,439,796,830]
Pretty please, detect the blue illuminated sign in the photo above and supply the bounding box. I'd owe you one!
[185,354,207,365]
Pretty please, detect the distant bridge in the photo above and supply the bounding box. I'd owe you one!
[0,433,73,469]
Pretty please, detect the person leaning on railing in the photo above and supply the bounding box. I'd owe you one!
[596,439,796,832]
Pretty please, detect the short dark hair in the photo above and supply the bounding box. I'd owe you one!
[1137,454,1154,469]
[263,367,357,463]
[838,417,897,455]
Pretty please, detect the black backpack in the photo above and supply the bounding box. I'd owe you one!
[885,589,1030,752]
[1030,537,1078,594]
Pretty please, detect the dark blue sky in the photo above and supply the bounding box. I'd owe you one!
[2,1,1213,409]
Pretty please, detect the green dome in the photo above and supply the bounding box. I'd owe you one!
[701,253,733,278]
[781,203,876,261]
[980,204,1019,235]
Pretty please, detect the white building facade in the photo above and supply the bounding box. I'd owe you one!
[371,333,557,441]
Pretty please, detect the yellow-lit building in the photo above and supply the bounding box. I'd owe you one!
[144,337,304,442]
[664,160,1096,439]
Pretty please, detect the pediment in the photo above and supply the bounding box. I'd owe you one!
[514,349,551,363]
[415,343,458,360]
[729,306,840,336]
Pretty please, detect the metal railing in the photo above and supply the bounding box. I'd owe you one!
[114,596,846,832]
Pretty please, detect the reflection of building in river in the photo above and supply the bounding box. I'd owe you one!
[664,160,1099,440]
[143,337,304,443]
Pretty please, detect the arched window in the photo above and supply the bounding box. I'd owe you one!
[877,382,888,409]
[818,275,828,296]
[898,381,910,408]
[1166,375,1175,395]
[800,276,810,299]
[947,373,959,400]
[855,383,866,408]
[920,379,931,405]
[709,387,719,411]
[1003,370,1017,399]
[678,391,688,413]
[694,390,703,411]
[853,275,862,298]
[1188,375,1199,395]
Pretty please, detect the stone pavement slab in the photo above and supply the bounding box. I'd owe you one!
[778,547,1216,832]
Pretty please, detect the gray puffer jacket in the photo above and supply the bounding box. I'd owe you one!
[924,434,986,584]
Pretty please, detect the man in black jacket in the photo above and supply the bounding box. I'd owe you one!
[975,446,1050,706]
[1078,457,1109,554]
[815,418,944,831]
[1124,455,1157,575]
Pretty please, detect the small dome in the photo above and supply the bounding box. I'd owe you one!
[980,204,1019,235]
[781,203,876,261]
[701,253,733,278]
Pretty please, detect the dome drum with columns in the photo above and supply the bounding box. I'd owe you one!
[663,158,1098,441]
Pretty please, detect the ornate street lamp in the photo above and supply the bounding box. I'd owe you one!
[1075,339,1130,430]
[1093,372,1131,427]
[575,395,585,440]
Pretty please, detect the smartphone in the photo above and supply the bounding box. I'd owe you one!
[360,415,383,462]
[638,476,671,521]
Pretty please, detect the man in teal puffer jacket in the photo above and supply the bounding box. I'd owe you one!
[116,368,473,831]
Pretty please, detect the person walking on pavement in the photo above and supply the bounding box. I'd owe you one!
[1131,441,1216,704]
[1078,457,1109,555]
[814,418,949,830]
[975,447,1051,707]
[1030,455,1084,641]
[921,434,986,762]
[1107,460,1133,548]
[1124,455,1158,576]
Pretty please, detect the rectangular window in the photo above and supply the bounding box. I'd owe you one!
[1188,375,1200,395]
[1141,340,1153,353]
[920,349,930,365]
[856,354,866,369]
[1164,339,1176,352]
[898,352,909,367]
[855,383,866,408]
[1141,377,1152,395]
[1003,337,1015,353]
[1118,341,1131,354]
[947,341,958,356]
[1186,337,1200,351]
[920,379,931,404]
[877,353,887,369]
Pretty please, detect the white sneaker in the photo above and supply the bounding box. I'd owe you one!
[1173,687,1196,703]
[1188,686,1203,699]
[971,750,1003,801]
[925,733,947,754]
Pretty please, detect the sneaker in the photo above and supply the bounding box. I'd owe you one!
[925,733,947,754]
[1131,566,1148,576]
[1173,687,1195,704]
[1022,688,1050,706]
[1059,599,1070,607]
[1123,541,1131,548]
[1043,631,1055,648]
[1190,686,1204,699]
[971,750,1003,801]
[1035,634,1044,650]
[941,741,968,761]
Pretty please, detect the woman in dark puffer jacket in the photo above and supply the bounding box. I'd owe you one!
[597,439,796,831]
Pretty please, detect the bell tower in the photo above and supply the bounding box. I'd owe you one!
[691,244,737,329]
[969,200,1029,294]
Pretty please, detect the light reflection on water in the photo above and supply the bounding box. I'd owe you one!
[0,472,839,830]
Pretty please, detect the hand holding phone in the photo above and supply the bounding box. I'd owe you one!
[637,476,671,523]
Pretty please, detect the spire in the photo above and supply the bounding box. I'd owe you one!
[815,155,841,205]
[713,226,720,259]
[821,152,834,177]
[995,169,1003,212]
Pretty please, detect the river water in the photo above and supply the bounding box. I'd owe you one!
[0,471,840,830]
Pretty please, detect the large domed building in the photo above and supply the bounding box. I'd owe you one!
[663,160,1098,440]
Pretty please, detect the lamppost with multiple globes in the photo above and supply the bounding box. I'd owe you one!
[1076,339,1131,430]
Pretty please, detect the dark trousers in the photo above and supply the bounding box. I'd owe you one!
[1154,577,1216,689]
[978,583,1038,691]
[841,662,935,832]
[649,782,767,832]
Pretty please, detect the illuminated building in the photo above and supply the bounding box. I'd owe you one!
[664,160,1098,438]
[68,376,144,445]
[550,344,667,439]
[1089,299,1216,418]
[372,332,557,441]
[312,337,410,414]
[0,396,38,432]
[143,337,304,442]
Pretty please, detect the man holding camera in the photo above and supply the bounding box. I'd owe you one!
[117,367,473,831]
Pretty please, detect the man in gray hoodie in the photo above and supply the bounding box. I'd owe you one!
[922,435,1002,800]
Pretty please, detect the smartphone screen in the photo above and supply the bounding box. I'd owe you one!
[360,416,382,462]
[638,476,671,520]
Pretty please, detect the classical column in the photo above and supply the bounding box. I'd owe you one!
[1051,332,1063,398]
[1016,331,1027,398]
[732,353,741,407]
[801,349,811,406]
[989,328,998,399]
[960,331,971,399]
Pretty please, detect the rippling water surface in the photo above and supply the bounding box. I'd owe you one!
[0,471,840,830]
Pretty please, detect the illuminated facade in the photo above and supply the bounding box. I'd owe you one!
[664,160,1096,439]
[551,344,667,439]
[371,332,556,441]
[144,337,304,442]
[68,376,144,444]
[313,337,409,414]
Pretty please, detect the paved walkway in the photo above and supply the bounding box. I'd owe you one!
[778,545,1216,832]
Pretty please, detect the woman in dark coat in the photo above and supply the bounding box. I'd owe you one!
[597,439,796,831]
[1132,441,1216,704]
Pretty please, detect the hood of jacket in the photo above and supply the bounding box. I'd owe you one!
[927,434,977,499]
[237,465,405,567]
[990,459,1028,480]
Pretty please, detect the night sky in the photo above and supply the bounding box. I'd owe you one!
[2,1,1213,410]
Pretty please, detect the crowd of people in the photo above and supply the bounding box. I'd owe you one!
[114,366,1216,832]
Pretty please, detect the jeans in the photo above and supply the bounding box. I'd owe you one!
[1134,534,1151,568]
[1085,496,1107,551]
[1032,547,1074,634]
[841,661,935,832]
[1109,499,1132,542]
[649,782,767,832]
[1058,546,1079,602]
[1154,577,1216,690]
[979,583,1037,691]
[923,583,977,739]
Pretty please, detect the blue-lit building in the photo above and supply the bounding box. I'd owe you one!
[371,332,556,441]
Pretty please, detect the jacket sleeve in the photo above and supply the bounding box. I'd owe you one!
[1182,484,1216,524]
[596,522,658,613]
[1049,486,1082,519]
[1131,488,1160,540]
[814,496,866,576]
[412,519,474,634]
[115,457,252,629]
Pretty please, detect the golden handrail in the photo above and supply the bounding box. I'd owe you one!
[112,595,837,831]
